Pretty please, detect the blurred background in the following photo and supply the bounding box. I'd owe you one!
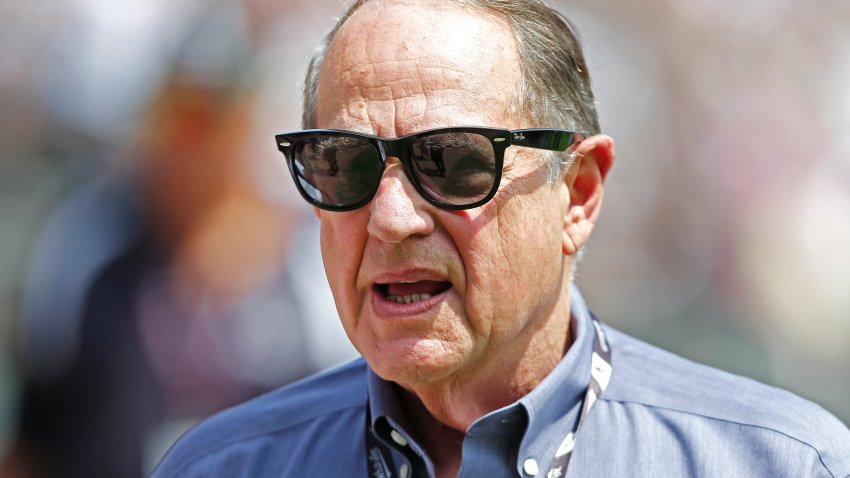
[0,0,847,476]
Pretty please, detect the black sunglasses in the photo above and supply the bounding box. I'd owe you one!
[275,126,586,211]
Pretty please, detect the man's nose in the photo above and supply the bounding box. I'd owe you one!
[366,160,435,243]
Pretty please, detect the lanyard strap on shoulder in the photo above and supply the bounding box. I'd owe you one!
[544,315,612,476]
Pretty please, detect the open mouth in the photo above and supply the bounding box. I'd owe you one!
[374,280,452,305]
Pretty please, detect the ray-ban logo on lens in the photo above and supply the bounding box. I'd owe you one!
[513,132,526,142]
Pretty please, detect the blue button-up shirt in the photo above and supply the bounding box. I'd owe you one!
[154,288,850,477]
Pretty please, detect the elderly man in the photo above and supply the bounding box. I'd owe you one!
[155,0,850,476]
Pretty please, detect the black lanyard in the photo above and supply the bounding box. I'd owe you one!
[365,316,613,478]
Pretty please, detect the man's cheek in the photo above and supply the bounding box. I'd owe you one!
[320,224,352,293]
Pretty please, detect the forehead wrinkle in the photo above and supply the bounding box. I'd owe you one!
[338,59,464,99]
[318,2,526,132]
[335,60,495,133]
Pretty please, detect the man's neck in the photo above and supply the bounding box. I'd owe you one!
[394,298,573,474]
[397,389,465,478]
[404,302,573,427]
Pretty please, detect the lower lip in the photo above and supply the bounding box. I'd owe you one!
[370,286,451,318]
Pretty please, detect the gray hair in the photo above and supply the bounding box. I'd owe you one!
[301,0,600,182]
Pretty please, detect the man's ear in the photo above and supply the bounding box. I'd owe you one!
[562,134,615,256]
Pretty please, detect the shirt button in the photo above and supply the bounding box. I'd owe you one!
[523,458,539,476]
[399,463,410,478]
[390,429,409,447]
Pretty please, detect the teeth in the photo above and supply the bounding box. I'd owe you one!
[386,293,432,304]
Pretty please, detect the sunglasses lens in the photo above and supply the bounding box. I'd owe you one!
[291,135,382,208]
[410,132,497,206]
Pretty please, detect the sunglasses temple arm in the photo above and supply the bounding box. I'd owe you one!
[510,129,582,152]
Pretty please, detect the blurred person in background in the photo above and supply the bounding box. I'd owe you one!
[3,2,355,477]
[154,0,850,476]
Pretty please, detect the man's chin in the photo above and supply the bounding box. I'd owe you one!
[367,337,470,387]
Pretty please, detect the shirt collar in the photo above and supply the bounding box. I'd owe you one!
[516,283,594,458]
[368,357,433,475]
[367,362,406,430]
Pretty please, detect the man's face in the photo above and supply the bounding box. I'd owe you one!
[314,2,574,389]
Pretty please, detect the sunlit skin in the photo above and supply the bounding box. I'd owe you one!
[313,2,614,475]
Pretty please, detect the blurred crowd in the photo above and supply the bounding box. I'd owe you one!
[0,0,358,476]
[0,0,848,476]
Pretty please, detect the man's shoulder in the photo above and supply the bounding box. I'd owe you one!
[601,325,850,471]
[153,358,369,477]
